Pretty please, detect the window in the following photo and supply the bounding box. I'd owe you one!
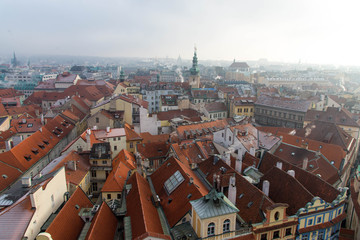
[117,193,121,199]
[229,136,232,142]
[102,160,107,164]
[96,117,99,123]
[308,219,313,225]
[318,231,324,240]
[260,233,267,240]
[130,142,134,148]
[301,234,308,240]
[92,182,98,191]
[285,228,292,236]
[338,208,342,215]
[91,170,97,178]
[113,138,116,141]
[317,217,322,223]
[274,211,279,221]
[114,145,117,151]
[273,230,279,239]
[107,194,111,199]
[92,160,97,165]
[223,219,230,233]
[164,170,185,194]
[207,222,215,236]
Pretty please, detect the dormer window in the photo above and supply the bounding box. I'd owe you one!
[24,154,32,161]
[31,148,39,155]
[38,143,45,149]
[43,140,49,145]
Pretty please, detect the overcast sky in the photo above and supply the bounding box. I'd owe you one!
[1,0,360,65]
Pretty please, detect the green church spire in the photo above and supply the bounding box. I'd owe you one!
[190,46,199,76]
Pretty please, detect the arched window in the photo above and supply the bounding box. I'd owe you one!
[207,222,215,236]
[274,211,279,221]
[223,219,230,233]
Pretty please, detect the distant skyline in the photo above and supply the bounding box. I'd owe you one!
[1,0,360,66]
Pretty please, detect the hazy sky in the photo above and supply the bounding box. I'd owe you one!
[1,0,360,65]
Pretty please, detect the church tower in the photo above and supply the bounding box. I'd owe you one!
[188,47,200,89]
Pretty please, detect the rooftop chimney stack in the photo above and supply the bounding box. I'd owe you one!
[262,180,270,196]
[228,175,237,205]
[276,162,283,170]
[302,157,308,170]
[287,170,295,178]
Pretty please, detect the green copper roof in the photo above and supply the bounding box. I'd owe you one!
[190,189,239,219]
[190,49,200,75]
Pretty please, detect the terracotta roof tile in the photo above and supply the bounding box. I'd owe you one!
[102,150,135,192]
[273,143,340,185]
[305,107,359,127]
[150,157,208,227]
[259,152,340,204]
[126,172,170,239]
[140,132,170,143]
[137,142,170,160]
[256,95,311,112]
[176,119,230,140]
[125,124,142,141]
[46,187,93,240]
[204,102,227,113]
[85,202,118,240]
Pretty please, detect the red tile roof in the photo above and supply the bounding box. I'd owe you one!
[125,124,142,141]
[295,120,354,150]
[101,150,135,192]
[0,88,24,98]
[275,132,346,170]
[259,152,340,204]
[140,132,170,143]
[204,102,227,113]
[198,157,274,224]
[0,116,75,191]
[45,151,90,186]
[11,117,42,134]
[85,202,118,240]
[0,194,35,240]
[150,157,208,227]
[256,95,311,112]
[46,187,93,240]
[136,142,170,160]
[176,119,230,140]
[126,172,170,240]
[156,109,202,121]
[118,94,148,109]
[273,143,340,185]
[305,107,359,127]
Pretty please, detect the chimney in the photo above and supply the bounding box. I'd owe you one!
[228,175,237,205]
[301,141,308,149]
[216,175,221,192]
[245,127,248,136]
[287,170,295,178]
[5,140,12,151]
[213,173,217,188]
[86,129,91,151]
[22,177,32,188]
[302,157,308,170]
[106,126,110,133]
[262,180,270,196]
[41,114,45,125]
[276,162,283,170]
[235,153,242,173]
[224,151,231,166]
[68,160,77,171]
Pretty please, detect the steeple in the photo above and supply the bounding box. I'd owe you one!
[119,69,125,82]
[190,46,199,76]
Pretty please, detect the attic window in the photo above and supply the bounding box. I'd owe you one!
[309,164,314,168]
[291,152,295,156]
[319,145,322,149]
[27,123,33,128]
[38,143,45,149]
[187,194,192,199]
[164,170,185,195]
[24,154,32,161]
[43,140,49,145]
[75,205,80,209]
[239,193,244,199]
[247,202,253,208]
[330,161,335,165]
[31,148,39,155]
[2,174,7,179]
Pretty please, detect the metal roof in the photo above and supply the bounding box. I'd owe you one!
[190,189,238,219]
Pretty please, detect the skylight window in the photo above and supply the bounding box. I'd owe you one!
[164,170,185,195]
